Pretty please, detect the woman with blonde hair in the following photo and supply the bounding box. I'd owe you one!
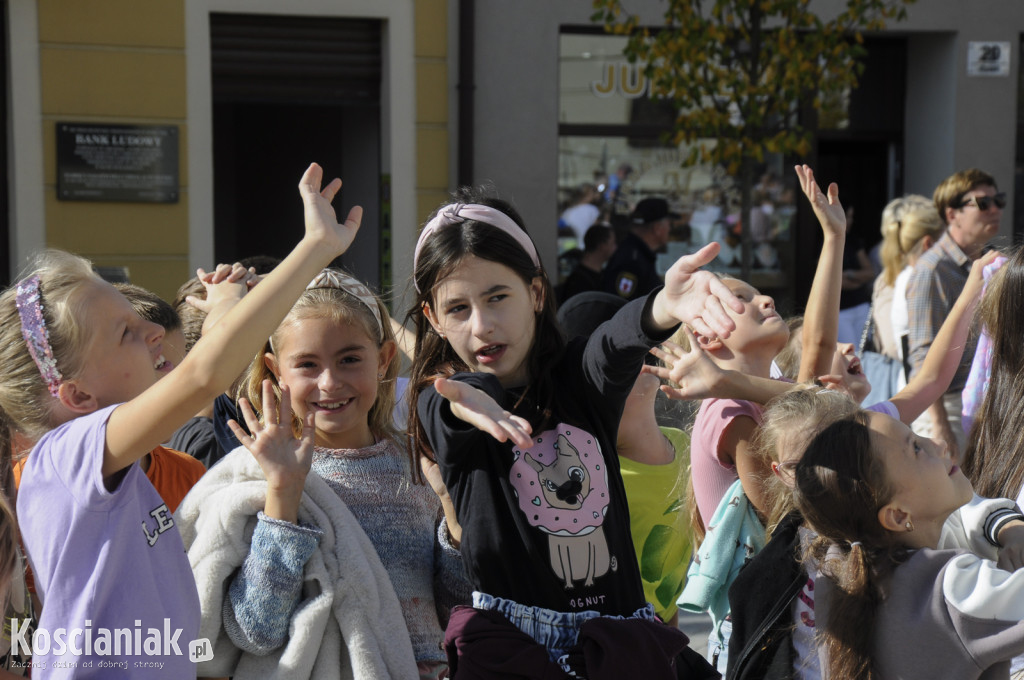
[869,195,945,387]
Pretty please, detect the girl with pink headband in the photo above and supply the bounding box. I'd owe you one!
[0,163,361,678]
[405,189,742,675]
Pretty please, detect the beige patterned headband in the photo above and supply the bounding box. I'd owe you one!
[307,268,383,336]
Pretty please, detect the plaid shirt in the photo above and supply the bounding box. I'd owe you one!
[905,229,975,391]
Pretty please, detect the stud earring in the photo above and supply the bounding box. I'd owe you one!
[905,521,914,532]
[377,372,383,380]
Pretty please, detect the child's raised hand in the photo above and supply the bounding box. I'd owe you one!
[645,331,729,401]
[230,381,314,523]
[434,377,534,450]
[651,242,744,339]
[299,162,363,256]
[795,164,845,238]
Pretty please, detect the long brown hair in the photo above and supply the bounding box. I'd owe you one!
[792,415,906,680]
[963,246,1024,499]
[406,190,564,481]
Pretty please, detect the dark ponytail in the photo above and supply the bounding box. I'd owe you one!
[793,416,907,680]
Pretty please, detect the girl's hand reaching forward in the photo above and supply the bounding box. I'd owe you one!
[645,330,731,401]
[230,380,314,524]
[434,377,534,450]
[650,242,744,339]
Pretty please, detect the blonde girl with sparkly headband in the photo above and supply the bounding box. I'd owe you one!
[406,188,742,676]
[0,163,361,679]
[177,269,469,680]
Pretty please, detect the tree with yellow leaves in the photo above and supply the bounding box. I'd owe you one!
[592,0,913,278]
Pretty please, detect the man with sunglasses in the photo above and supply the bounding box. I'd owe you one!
[906,168,1004,460]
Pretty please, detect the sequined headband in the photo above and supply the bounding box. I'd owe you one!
[413,203,540,292]
[15,275,63,397]
[307,268,383,336]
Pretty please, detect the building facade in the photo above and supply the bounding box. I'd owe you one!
[3,0,1023,309]
[469,0,1024,308]
[4,0,449,304]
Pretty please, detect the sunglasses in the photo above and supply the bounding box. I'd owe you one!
[959,192,1007,211]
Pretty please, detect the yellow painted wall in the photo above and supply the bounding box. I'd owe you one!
[415,0,451,224]
[34,0,449,298]
[38,0,188,301]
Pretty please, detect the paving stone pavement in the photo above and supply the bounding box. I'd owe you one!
[678,610,713,660]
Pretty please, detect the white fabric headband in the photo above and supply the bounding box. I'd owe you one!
[412,203,540,292]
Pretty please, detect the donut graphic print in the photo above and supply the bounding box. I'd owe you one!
[509,425,614,589]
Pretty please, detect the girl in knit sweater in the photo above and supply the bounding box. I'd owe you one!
[187,268,468,680]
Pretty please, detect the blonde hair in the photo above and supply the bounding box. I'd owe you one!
[243,276,399,443]
[0,417,18,610]
[879,195,944,286]
[0,250,101,441]
[0,251,97,611]
[772,316,806,380]
[754,387,860,531]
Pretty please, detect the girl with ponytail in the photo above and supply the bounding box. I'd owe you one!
[727,389,1024,680]
[791,412,1024,679]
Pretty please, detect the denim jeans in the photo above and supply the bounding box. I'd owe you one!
[707,617,732,674]
[472,591,656,663]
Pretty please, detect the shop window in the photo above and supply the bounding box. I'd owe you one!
[557,29,796,298]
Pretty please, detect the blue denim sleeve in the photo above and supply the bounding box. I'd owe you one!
[224,511,323,655]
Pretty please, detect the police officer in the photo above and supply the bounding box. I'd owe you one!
[604,197,675,300]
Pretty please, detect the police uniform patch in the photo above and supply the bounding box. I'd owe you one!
[615,272,637,298]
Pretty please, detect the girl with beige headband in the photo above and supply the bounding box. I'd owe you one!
[177,265,470,680]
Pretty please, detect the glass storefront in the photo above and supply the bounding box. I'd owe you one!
[557,30,797,296]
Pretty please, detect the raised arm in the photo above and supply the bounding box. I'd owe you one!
[794,165,846,383]
[103,163,362,477]
[889,250,999,425]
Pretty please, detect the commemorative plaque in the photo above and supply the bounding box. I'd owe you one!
[57,123,179,203]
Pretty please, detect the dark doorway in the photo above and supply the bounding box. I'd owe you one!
[793,37,907,307]
[210,13,383,287]
[816,139,894,257]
